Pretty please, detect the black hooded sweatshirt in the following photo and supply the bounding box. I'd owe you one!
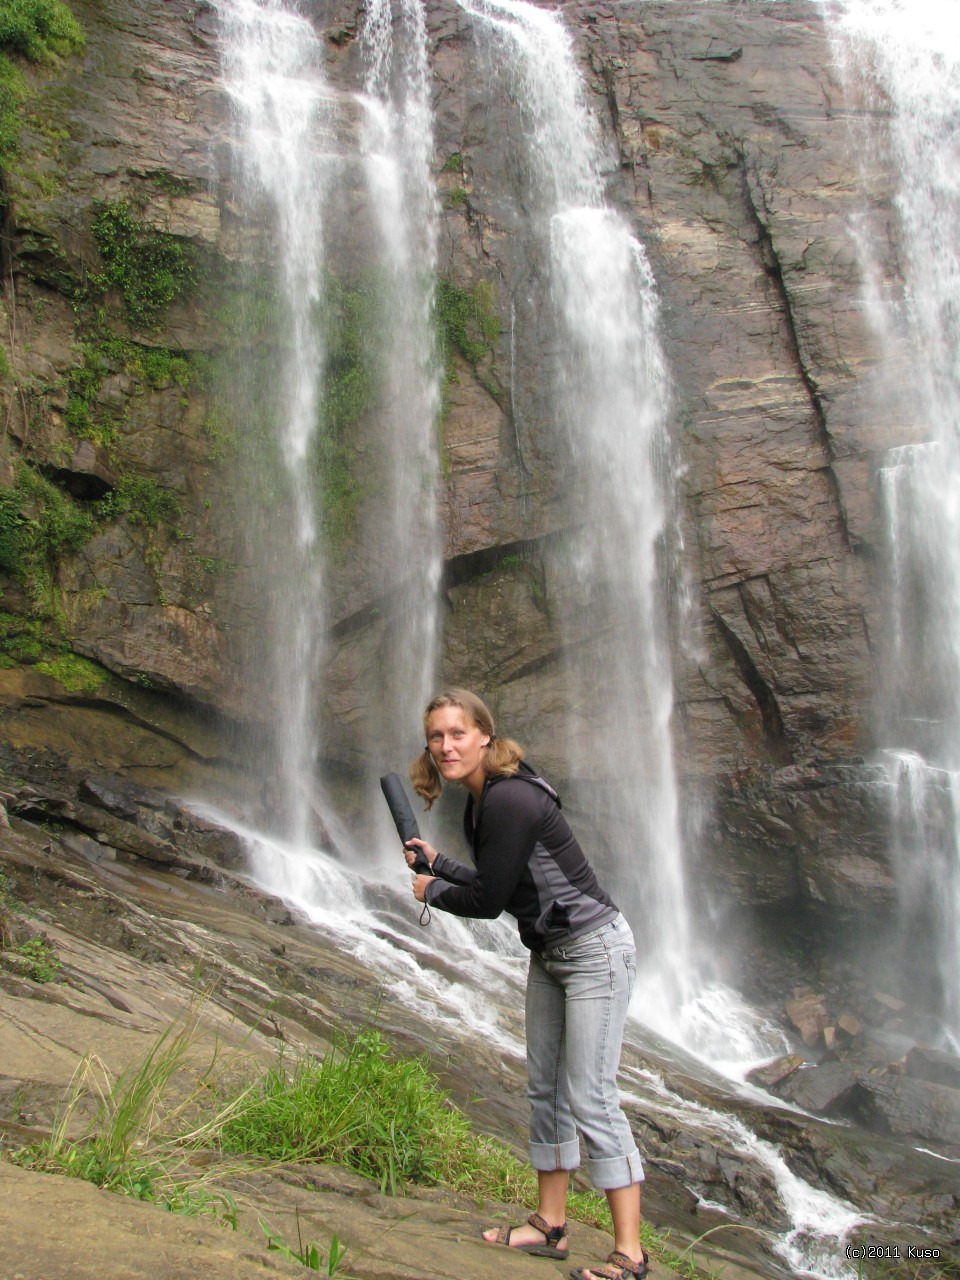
[424,764,618,952]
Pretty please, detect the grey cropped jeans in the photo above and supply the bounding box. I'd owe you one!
[525,913,644,1191]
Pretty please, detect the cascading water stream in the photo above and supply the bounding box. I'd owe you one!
[216,0,332,850]
[358,0,443,806]
[822,0,960,1045]
[217,0,442,858]
[454,0,691,1026]
[453,0,777,1061]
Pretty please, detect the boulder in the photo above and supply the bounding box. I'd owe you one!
[903,1046,960,1092]
[847,1072,960,1149]
[774,1060,860,1116]
[746,1054,806,1091]
[785,992,829,1046]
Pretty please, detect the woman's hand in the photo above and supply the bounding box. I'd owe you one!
[412,873,434,903]
[403,837,438,870]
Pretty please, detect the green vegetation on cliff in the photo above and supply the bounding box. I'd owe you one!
[65,335,208,448]
[0,463,93,590]
[0,0,84,171]
[90,200,200,328]
[0,0,83,63]
[435,277,499,371]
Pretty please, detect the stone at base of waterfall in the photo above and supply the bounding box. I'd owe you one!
[848,1072,960,1149]
[904,1045,960,1091]
[784,991,829,1045]
[771,1059,860,1115]
[745,1054,806,1091]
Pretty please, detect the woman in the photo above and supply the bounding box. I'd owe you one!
[405,688,649,1280]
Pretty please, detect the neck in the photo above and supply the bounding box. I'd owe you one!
[465,770,486,803]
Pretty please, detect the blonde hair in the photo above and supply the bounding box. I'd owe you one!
[409,687,524,809]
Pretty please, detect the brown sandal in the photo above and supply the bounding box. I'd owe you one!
[483,1212,570,1259]
[570,1248,650,1280]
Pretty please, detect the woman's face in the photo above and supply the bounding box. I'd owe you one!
[426,704,490,797]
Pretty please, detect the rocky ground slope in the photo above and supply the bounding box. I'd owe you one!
[0,790,958,1280]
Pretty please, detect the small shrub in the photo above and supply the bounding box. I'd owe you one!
[0,0,85,63]
[435,277,499,369]
[97,475,181,530]
[0,465,95,592]
[0,487,30,574]
[91,200,199,328]
[10,935,60,982]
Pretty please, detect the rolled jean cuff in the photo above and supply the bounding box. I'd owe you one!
[529,1138,581,1172]
[586,1147,645,1191]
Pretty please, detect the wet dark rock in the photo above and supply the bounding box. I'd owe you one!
[847,1073,960,1148]
[773,1059,860,1115]
[904,1046,960,1091]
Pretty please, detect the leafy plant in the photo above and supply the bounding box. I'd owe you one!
[91,200,199,328]
[0,0,84,170]
[0,463,94,591]
[435,277,499,369]
[8,935,61,982]
[97,475,181,530]
[0,487,30,575]
[0,0,84,63]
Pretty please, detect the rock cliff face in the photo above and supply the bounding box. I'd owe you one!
[0,1,917,1009]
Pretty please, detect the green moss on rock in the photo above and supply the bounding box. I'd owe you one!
[0,0,84,171]
[435,277,499,370]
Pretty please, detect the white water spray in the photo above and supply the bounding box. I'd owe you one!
[217,0,443,857]
[455,0,722,1049]
[216,0,332,848]
[359,0,443,798]
[824,0,960,1043]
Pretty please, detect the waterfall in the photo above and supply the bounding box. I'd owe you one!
[359,0,443,826]
[216,0,333,849]
[453,0,730,1050]
[215,0,442,857]
[823,0,960,1045]
[203,8,891,1270]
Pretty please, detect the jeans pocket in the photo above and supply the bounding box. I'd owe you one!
[623,947,637,994]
